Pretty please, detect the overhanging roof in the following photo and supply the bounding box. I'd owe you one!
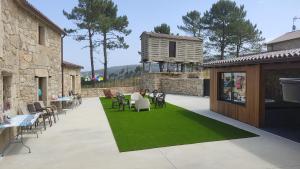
[15,0,65,35]
[141,32,202,42]
[204,48,300,68]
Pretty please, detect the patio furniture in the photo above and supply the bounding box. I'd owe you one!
[0,113,41,156]
[155,93,166,108]
[19,102,42,136]
[51,96,73,113]
[149,90,159,103]
[135,98,151,112]
[116,95,130,111]
[34,102,57,123]
[111,92,123,108]
[28,103,51,130]
[130,92,143,109]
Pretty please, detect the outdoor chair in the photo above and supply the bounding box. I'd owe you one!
[76,95,82,105]
[27,103,51,130]
[19,102,42,137]
[111,92,123,108]
[112,95,130,111]
[36,101,59,122]
[130,92,143,109]
[155,93,166,108]
[135,97,151,112]
[150,90,159,103]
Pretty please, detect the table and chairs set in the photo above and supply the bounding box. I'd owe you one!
[0,94,82,157]
[104,89,166,112]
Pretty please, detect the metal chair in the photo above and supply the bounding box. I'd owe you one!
[155,93,166,108]
[27,103,51,130]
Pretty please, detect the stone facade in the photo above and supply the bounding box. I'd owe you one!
[63,66,82,96]
[81,87,138,98]
[160,78,203,96]
[267,38,300,51]
[140,73,206,96]
[0,0,63,149]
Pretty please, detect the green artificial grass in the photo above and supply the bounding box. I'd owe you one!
[100,97,257,152]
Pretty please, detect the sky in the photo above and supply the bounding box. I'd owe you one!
[28,0,300,71]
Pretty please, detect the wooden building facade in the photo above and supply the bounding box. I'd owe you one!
[140,32,203,72]
[205,49,300,128]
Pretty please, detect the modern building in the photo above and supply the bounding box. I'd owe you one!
[62,61,84,96]
[0,0,65,149]
[140,32,203,72]
[205,31,300,129]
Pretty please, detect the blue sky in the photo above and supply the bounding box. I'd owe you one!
[28,0,300,71]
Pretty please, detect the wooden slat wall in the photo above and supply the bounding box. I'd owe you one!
[141,34,203,63]
[210,64,261,127]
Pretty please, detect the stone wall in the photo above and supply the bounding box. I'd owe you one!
[0,0,62,149]
[267,38,300,51]
[63,67,81,96]
[161,78,203,96]
[81,87,138,98]
[140,72,205,96]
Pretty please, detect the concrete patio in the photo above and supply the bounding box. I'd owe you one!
[0,95,299,169]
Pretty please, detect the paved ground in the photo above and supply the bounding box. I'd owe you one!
[0,95,299,169]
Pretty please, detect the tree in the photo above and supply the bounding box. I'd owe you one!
[96,0,131,81]
[230,19,265,57]
[178,10,203,37]
[154,23,171,34]
[202,0,246,60]
[63,0,101,82]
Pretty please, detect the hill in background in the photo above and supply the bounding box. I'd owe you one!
[81,64,160,80]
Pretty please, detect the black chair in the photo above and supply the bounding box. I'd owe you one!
[118,95,130,111]
[151,90,159,104]
[112,94,130,111]
[27,103,51,130]
[34,102,58,123]
[155,93,166,108]
[112,93,122,108]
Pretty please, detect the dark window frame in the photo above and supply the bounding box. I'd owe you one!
[218,72,247,106]
[169,41,176,58]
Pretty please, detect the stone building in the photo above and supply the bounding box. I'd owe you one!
[267,30,300,51]
[140,32,210,96]
[62,61,83,96]
[0,0,65,148]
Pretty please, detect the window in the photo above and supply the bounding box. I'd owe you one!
[218,72,246,104]
[38,26,45,45]
[169,41,176,58]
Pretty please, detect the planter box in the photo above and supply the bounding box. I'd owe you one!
[280,78,300,103]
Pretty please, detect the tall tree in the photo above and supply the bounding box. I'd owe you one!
[178,10,203,37]
[230,19,265,57]
[96,0,131,81]
[154,23,171,34]
[63,0,100,82]
[202,0,246,60]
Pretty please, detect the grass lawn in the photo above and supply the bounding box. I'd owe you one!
[100,97,257,152]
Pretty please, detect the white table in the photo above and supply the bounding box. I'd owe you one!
[51,97,74,115]
[0,113,40,156]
